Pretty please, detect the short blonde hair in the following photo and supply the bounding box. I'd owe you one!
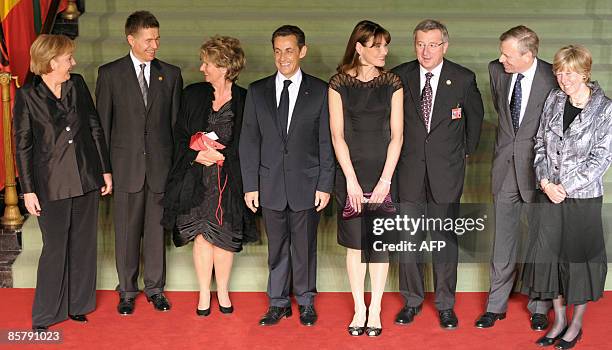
[553,44,592,82]
[200,35,245,82]
[29,34,75,75]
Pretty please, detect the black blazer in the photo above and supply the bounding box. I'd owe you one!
[392,59,484,203]
[239,72,335,211]
[95,54,183,193]
[13,74,111,202]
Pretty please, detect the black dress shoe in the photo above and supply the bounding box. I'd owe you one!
[395,305,421,325]
[555,329,582,349]
[531,313,549,331]
[475,312,506,328]
[147,293,171,312]
[365,326,382,337]
[69,314,88,323]
[32,325,48,333]
[298,305,317,326]
[117,297,135,315]
[536,327,567,347]
[438,309,458,329]
[259,306,292,326]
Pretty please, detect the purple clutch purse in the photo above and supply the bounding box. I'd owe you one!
[342,192,396,220]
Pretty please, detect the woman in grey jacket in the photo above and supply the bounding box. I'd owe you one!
[522,45,612,349]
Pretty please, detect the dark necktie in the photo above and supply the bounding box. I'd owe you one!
[420,72,433,131]
[138,63,148,107]
[278,79,292,137]
[510,73,524,133]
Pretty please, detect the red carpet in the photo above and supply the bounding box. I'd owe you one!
[0,289,609,349]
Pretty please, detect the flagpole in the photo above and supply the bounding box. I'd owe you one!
[0,72,24,228]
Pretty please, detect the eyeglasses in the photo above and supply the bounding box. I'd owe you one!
[415,42,446,50]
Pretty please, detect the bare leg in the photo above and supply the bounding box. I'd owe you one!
[562,303,587,341]
[366,262,389,331]
[346,248,367,328]
[545,295,567,338]
[193,235,214,309]
[213,246,234,307]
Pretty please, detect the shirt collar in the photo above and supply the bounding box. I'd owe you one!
[276,68,302,88]
[419,60,444,78]
[518,57,538,81]
[129,50,151,70]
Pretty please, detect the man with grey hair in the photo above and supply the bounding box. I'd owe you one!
[392,19,484,329]
[475,25,557,330]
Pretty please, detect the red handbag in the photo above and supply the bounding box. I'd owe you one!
[189,132,226,165]
[189,132,228,225]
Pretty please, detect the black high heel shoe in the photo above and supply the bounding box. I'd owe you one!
[219,304,234,314]
[217,293,234,314]
[348,322,366,336]
[555,329,582,350]
[196,294,211,317]
[365,326,382,337]
[536,326,567,346]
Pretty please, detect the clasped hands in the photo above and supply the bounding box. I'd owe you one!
[541,179,566,204]
[195,148,225,166]
[346,176,390,213]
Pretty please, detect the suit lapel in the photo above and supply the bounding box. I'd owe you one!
[520,60,548,130]
[264,75,284,141]
[121,55,147,110]
[286,73,311,141]
[499,70,515,135]
[406,65,426,130]
[429,62,450,131]
[146,59,162,113]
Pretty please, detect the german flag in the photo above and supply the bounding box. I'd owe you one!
[0,0,67,189]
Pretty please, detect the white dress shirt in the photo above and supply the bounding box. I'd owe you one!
[419,61,444,132]
[275,69,303,132]
[129,50,150,86]
[507,57,538,126]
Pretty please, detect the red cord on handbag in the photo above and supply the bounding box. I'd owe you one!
[215,163,228,226]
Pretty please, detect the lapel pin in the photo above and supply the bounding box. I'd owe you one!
[446,79,452,86]
[158,76,163,81]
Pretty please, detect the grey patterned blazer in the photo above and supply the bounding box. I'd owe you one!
[534,81,612,198]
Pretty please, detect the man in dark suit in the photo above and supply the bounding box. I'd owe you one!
[392,19,484,329]
[96,11,183,315]
[239,25,334,327]
[475,26,556,330]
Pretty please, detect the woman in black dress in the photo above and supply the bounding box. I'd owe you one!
[162,36,257,316]
[329,20,403,336]
[14,34,112,330]
[522,45,612,349]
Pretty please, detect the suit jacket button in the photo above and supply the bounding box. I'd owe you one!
[65,126,71,131]
[68,139,73,144]
[554,166,558,170]
[557,151,560,155]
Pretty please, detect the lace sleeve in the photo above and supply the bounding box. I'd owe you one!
[328,73,346,93]
[387,72,403,92]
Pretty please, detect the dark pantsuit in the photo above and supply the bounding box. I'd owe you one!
[33,190,99,327]
[399,173,459,311]
[262,207,319,307]
[487,160,551,314]
[114,181,165,298]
